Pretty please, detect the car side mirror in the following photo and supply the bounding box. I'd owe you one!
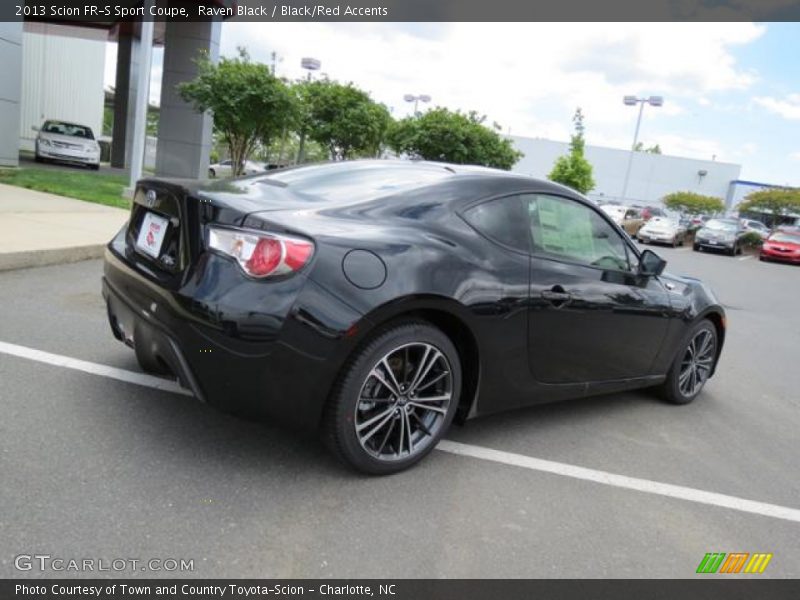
[639,249,666,277]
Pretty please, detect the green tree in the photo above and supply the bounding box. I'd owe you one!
[548,108,595,194]
[297,79,392,161]
[386,108,522,170]
[663,191,725,215]
[737,188,800,227]
[634,142,662,154]
[177,48,297,176]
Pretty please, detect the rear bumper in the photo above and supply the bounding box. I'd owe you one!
[695,239,735,251]
[102,239,363,432]
[103,276,207,402]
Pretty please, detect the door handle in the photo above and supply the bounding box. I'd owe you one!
[541,285,572,306]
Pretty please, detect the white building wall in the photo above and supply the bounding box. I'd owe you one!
[19,24,106,153]
[509,136,741,207]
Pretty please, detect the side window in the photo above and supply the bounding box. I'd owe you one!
[526,194,634,272]
[463,195,530,253]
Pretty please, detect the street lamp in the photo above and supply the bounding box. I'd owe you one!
[297,57,321,164]
[620,95,663,202]
[404,93,431,116]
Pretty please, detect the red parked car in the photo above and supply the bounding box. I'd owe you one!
[760,231,800,264]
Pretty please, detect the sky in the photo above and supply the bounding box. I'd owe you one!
[104,22,800,186]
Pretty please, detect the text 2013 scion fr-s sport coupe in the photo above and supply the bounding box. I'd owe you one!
[103,161,726,474]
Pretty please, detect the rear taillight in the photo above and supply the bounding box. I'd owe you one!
[208,226,314,278]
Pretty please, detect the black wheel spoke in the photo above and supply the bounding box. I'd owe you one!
[376,419,396,455]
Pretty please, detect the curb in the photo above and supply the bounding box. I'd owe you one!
[0,244,106,272]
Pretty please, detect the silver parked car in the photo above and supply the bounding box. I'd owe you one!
[637,216,687,247]
[34,120,101,169]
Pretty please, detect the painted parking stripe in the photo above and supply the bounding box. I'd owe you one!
[437,440,800,524]
[0,340,191,396]
[3,339,800,525]
[738,255,753,261]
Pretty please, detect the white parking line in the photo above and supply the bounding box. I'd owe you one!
[0,340,191,396]
[3,340,800,525]
[738,255,753,261]
[437,441,800,525]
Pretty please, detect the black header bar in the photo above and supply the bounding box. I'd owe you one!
[4,579,800,600]
[4,0,800,22]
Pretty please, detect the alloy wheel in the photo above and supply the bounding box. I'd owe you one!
[354,342,452,461]
[678,329,716,397]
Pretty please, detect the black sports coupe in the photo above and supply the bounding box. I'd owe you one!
[103,160,726,474]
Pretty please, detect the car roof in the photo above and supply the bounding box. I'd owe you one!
[255,159,579,200]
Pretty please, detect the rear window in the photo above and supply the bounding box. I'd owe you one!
[463,195,530,252]
[262,163,452,202]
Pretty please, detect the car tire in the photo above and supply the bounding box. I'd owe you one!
[693,244,701,252]
[322,320,462,475]
[35,154,44,163]
[89,164,100,171]
[208,169,216,178]
[658,320,718,405]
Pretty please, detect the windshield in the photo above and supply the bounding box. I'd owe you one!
[768,233,800,244]
[42,121,95,140]
[704,219,737,231]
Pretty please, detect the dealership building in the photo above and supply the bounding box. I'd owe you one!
[509,136,743,209]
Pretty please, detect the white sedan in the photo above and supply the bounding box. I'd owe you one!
[208,159,265,178]
[34,120,101,169]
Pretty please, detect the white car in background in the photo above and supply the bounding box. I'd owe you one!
[740,219,771,240]
[208,159,264,178]
[637,216,687,247]
[34,120,101,169]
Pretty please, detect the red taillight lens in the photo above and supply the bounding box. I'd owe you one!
[284,240,314,271]
[245,238,282,276]
[208,227,314,278]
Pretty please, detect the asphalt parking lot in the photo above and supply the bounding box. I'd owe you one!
[1,245,798,579]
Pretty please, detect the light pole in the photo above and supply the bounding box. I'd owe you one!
[620,95,663,202]
[404,94,431,116]
[297,57,321,164]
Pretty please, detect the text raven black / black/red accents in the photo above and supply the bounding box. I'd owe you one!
[103,160,726,474]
